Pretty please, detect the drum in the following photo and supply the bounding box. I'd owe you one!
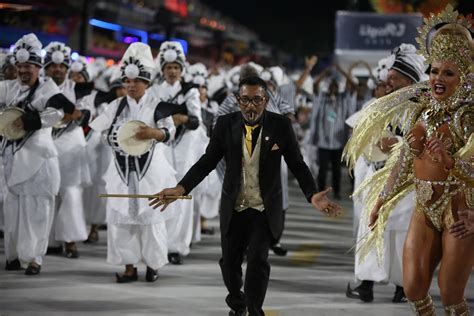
[109,120,154,156]
[0,107,26,140]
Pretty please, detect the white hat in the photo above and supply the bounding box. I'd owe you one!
[12,33,42,67]
[107,65,123,89]
[224,65,242,91]
[246,61,263,74]
[70,55,93,82]
[387,43,426,83]
[261,66,285,87]
[120,42,155,82]
[157,41,186,70]
[185,63,208,86]
[367,56,391,89]
[44,41,71,68]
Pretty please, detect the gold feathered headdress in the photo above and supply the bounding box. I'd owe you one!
[416,4,473,75]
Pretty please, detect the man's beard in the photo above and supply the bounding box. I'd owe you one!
[243,111,262,126]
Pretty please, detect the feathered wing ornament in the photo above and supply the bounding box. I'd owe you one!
[343,81,428,170]
[343,81,428,263]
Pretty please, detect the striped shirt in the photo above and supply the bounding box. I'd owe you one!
[278,83,297,113]
[309,91,357,150]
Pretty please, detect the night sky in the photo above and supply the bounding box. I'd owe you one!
[201,0,473,59]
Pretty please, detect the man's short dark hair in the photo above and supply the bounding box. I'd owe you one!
[238,76,267,91]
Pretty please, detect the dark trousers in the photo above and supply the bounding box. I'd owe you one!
[317,148,343,195]
[219,208,272,316]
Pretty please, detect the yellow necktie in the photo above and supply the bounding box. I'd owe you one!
[244,124,259,156]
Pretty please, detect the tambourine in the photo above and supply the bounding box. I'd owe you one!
[109,120,153,156]
[0,107,26,140]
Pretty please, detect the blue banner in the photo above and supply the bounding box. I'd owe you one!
[335,11,423,50]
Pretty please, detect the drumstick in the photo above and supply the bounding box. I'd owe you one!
[99,194,192,199]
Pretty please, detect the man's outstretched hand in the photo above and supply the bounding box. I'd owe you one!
[311,187,342,217]
[149,185,186,212]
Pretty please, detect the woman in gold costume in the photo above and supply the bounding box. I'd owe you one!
[344,5,473,315]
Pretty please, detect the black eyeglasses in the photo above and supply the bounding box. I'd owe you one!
[235,95,266,106]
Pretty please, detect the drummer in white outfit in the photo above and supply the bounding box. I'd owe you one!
[184,63,220,241]
[1,33,77,275]
[148,41,205,265]
[80,65,126,243]
[89,42,177,283]
[43,42,93,259]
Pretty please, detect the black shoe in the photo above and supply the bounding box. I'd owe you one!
[25,263,41,275]
[0,230,4,239]
[226,292,246,316]
[201,227,215,235]
[115,268,138,283]
[146,266,159,282]
[83,231,99,244]
[168,252,183,265]
[5,259,22,271]
[271,243,288,256]
[392,286,407,303]
[229,309,246,316]
[346,282,374,302]
[64,248,79,259]
[46,246,63,255]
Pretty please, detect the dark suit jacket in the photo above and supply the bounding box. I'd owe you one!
[179,110,317,239]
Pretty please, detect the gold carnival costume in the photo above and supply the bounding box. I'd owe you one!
[343,5,474,265]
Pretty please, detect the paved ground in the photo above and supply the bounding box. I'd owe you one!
[0,171,472,315]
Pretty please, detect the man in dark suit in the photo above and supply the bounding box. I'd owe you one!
[150,76,342,316]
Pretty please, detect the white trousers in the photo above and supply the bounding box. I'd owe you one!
[4,191,55,266]
[107,223,168,270]
[166,199,193,255]
[355,229,406,286]
[50,186,88,244]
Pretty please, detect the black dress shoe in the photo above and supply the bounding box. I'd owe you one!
[83,231,99,244]
[0,230,4,239]
[229,309,246,316]
[226,292,246,315]
[5,259,22,271]
[64,248,79,259]
[146,266,159,282]
[25,264,41,275]
[201,227,215,235]
[271,243,288,256]
[392,286,407,303]
[115,268,138,283]
[346,282,374,302]
[168,252,183,265]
